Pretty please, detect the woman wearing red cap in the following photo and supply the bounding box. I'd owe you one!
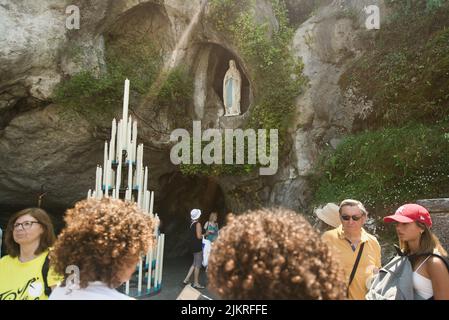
[384,204,449,300]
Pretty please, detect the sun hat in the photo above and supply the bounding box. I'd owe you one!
[190,209,202,221]
[314,203,341,228]
[383,204,432,228]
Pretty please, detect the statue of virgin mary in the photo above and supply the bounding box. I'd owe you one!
[223,60,241,116]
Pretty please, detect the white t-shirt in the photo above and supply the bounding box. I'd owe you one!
[49,281,134,300]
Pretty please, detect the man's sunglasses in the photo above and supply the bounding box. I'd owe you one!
[340,214,363,221]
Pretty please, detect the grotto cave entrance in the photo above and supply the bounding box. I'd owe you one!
[157,172,227,259]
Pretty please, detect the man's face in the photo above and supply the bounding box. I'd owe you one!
[340,205,366,233]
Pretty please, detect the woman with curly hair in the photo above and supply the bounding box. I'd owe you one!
[49,198,154,300]
[0,208,60,300]
[207,208,347,300]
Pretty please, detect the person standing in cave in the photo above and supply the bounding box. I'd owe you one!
[183,209,206,289]
[204,212,219,243]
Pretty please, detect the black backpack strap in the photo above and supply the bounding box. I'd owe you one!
[347,242,365,298]
[41,253,52,297]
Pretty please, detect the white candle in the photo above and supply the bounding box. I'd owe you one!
[139,144,144,175]
[95,166,99,194]
[96,166,100,194]
[111,119,116,163]
[110,167,114,191]
[103,142,108,188]
[147,247,153,291]
[122,79,129,145]
[158,234,165,287]
[132,120,138,163]
[127,162,132,193]
[150,191,154,215]
[127,116,132,157]
[116,120,122,162]
[154,236,160,289]
[145,191,150,214]
[87,189,91,199]
[125,280,130,296]
[122,117,127,153]
[104,162,109,198]
[115,158,122,200]
[97,167,103,199]
[138,257,143,294]
[137,168,143,208]
[136,144,142,188]
[144,166,148,194]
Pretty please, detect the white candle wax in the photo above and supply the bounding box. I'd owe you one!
[127,162,132,192]
[132,120,137,163]
[95,166,99,194]
[154,236,160,289]
[125,280,130,296]
[137,145,143,187]
[158,234,165,287]
[143,166,148,194]
[116,120,122,162]
[103,142,108,188]
[115,159,122,199]
[150,191,154,215]
[104,162,109,198]
[146,191,150,214]
[127,116,132,156]
[111,119,116,163]
[87,189,91,199]
[138,257,143,294]
[147,247,153,291]
[98,167,103,199]
[122,79,129,142]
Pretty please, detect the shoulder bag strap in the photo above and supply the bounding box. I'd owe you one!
[347,242,365,298]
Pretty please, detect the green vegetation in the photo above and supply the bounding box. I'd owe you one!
[312,121,449,212]
[54,38,193,126]
[313,1,449,214]
[54,39,162,125]
[340,1,449,128]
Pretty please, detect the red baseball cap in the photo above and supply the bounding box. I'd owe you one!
[383,204,432,227]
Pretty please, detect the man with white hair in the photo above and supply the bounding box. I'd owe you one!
[322,199,381,300]
[183,209,206,289]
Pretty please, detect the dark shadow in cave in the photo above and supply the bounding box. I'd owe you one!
[156,171,227,259]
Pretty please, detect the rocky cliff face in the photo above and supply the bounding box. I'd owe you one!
[0,0,388,256]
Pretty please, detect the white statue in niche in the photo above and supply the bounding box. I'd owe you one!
[223,60,241,116]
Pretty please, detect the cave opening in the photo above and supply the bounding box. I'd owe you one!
[156,172,227,258]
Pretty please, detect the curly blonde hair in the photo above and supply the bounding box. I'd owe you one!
[207,208,347,300]
[50,198,154,289]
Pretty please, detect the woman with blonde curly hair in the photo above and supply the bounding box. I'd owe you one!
[207,208,347,300]
[49,198,154,300]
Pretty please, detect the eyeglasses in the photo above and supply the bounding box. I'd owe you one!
[13,221,41,230]
[340,214,363,221]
